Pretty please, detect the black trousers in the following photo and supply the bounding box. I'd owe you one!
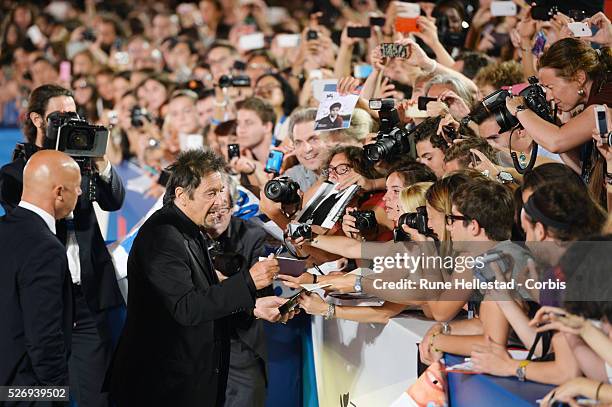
[69,285,112,407]
[224,339,266,407]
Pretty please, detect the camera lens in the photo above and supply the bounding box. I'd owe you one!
[264,178,300,204]
[67,128,94,150]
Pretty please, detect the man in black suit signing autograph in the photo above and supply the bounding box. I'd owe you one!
[0,150,81,393]
[109,149,294,407]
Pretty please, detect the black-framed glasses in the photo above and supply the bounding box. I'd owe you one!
[324,163,353,177]
[445,214,469,226]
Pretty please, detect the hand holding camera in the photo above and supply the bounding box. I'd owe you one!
[341,207,362,239]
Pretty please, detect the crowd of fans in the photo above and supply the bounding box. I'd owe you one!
[2,0,612,405]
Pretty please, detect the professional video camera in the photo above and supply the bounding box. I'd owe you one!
[364,98,412,162]
[351,210,378,232]
[218,75,251,88]
[42,111,110,201]
[264,177,301,205]
[393,206,435,242]
[43,112,109,158]
[435,13,466,49]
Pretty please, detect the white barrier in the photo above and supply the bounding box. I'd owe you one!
[311,314,436,406]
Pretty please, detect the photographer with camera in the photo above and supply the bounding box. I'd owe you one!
[0,84,125,407]
[278,164,436,277]
[505,38,612,203]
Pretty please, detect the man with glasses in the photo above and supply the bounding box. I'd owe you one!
[202,176,277,407]
[419,178,532,365]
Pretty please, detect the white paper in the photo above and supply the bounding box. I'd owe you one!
[239,32,265,51]
[314,82,360,132]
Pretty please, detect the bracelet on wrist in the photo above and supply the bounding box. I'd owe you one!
[430,331,442,353]
[596,381,604,401]
[324,303,336,320]
[424,59,437,75]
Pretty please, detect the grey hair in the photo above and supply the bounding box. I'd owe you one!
[221,173,240,207]
[287,107,318,141]
[423,74,475,108]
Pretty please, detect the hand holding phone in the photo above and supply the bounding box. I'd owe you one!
[594,105,609,136]
[265,150,284,174]
[228,144,241,160]
[380,43,409,58]
[567,22,591,37]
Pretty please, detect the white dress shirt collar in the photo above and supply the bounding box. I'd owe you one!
[18,200,56,235]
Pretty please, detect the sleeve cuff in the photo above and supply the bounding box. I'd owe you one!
[243,269,257,296]
[99,161,112,182]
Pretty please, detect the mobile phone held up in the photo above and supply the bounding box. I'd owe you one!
[347,26,371,38]
[228,144,240,160]
[395,2,420,33]
[594,105,609,137]
[265,150,284,174]
[380,43,409,59]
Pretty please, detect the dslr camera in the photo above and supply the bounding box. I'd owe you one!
[470,76,554,133]
[364,98,412,162]
[131,105,153,128]
[351,210,378,232]
[287,223,312,240]
[43,111,109,158]
[218,75,251,88]
[264,177,301,205]
[393,206,434,242]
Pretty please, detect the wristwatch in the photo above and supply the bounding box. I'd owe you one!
[354,275,363,293]
[516,360,530,381]
[441,322,451,335]
[496,170,515,184]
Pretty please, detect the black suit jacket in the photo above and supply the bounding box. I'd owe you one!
[215,217,270,375]
[109,203,257,407]
[0,207,72,388]
[0,147,125,339]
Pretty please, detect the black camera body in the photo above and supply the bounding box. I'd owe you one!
[351,210,378,232]
[130,105,153,128]
[436,14,466,49]
[43,112,108,158]
[264,177,301,205]
[364,98,411,162]
[219,75,251,88]
[394,206,433,242]
[287,223,312,240]
[81,28,97,42]
[477,76,554,133]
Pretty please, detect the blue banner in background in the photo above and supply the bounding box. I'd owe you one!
[0,128,25,217]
